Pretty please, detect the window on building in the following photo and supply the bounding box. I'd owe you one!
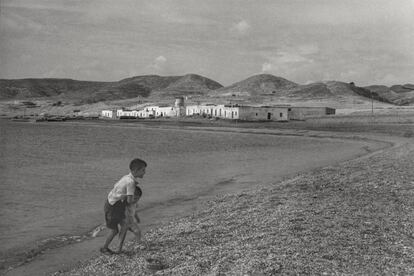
[256,113,258,116]
[280,113,283,117]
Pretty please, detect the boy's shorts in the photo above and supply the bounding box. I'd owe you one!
[104,199,126,230]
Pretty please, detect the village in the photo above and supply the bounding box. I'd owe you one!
[101,97,336,121]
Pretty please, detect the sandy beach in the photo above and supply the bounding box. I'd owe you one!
[2,118,408,275]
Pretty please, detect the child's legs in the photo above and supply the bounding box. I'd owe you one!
[129,223,142,241]
[117,222,128,252]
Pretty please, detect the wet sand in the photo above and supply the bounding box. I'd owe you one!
[1,123,389,276]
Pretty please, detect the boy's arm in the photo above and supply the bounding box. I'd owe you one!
[126,195,134,204]
[125,181,136,204]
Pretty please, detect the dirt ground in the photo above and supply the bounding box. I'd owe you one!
[43,117,414,276]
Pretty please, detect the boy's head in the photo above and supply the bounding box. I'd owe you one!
[130,158,147,179]
[134,186,142,199]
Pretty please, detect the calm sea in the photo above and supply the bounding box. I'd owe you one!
[0,120,372,269]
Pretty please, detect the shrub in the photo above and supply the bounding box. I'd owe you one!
[403,130,413,138]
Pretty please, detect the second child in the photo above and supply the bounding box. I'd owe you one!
[118,186,143,252]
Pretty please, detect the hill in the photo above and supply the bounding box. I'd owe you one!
[149,74,224,98]
[117,75,181,91]
[363,84,414,106]
[0,74,223,103]
[0,79,108,100]
[212,76,387,106]
[0,78,151,103]
[165,74,223,91]
[1,74,413,106]
[213,74,297,96]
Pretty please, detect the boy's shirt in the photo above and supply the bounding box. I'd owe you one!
[107,173,139,205]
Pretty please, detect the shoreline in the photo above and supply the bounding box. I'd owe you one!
[1,122,398,276]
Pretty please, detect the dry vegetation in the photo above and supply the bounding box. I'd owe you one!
[55,125,414,275]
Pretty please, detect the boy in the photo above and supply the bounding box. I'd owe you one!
[100,158,146,255]
[117,186,143,252]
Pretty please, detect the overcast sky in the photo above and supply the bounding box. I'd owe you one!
[1,0,413,86]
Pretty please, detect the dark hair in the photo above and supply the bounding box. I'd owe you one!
[134,186,143,197]
[129,158,147,171]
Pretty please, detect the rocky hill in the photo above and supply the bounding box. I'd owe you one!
[117,75,181,91]
[1,74,413,106]
[0,78,108,99]
[0,78,151,103]
[212,76,384,105]
[0,74,223,103]
[285,81,385,101]
[214,74,297,97]
[363,84,414,106]
[165,74,223,91]
[149,74,224,98]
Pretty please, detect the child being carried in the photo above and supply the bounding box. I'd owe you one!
[119,186,144,248]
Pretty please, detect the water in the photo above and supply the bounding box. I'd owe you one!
[0,120,374,271]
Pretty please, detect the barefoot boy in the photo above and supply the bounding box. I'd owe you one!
[100,158,146,255]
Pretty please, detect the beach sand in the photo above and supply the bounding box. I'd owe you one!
[1,122,393,276]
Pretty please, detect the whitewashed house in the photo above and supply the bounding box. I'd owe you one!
[116,109,139,118]
[137,106,158,118]
[186,103,218,117]
[186,104,289,121]
[101,110,116,119]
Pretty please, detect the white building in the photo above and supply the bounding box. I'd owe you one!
[116,109,139,118]
[155,106,182,117]
[101,110,116,119]
[186,104,289,121]
[103,97,291,122]
[137,106,158,118]
[114,97,186,119]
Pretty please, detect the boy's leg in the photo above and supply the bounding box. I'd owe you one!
[117,223,128,253]
[102,200,123,254]
[103,227,118,249]
[100,227,118,254]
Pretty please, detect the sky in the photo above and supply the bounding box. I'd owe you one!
[0,0,413,86]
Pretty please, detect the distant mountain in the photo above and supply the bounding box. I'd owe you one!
[1,74,413,106]
[0,78,107,99]
[213,75,374,102]
[363,84,414,105]
[165,74,223,91]
[0,78,150,103]
[0,74,223,103]
[214,74,297,96]
[284,81,414,105]
[118,75,181,91]
[270,81,382,104]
